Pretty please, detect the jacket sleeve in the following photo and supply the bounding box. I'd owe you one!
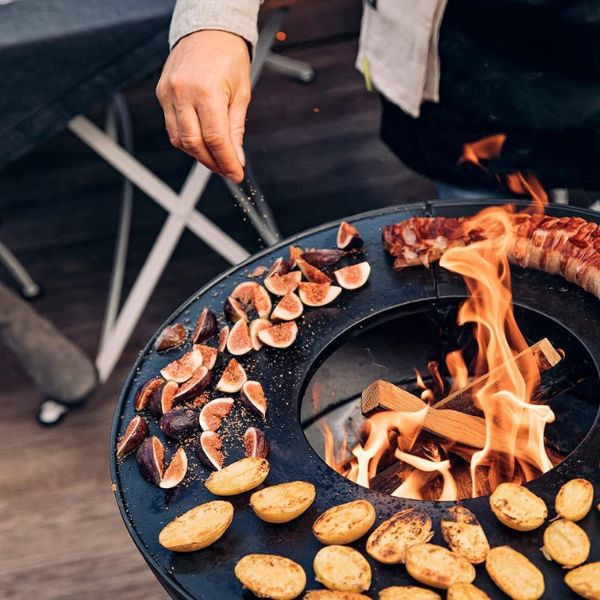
[169,0,263,50]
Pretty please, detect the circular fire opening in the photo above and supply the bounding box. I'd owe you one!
[301,298,598,500]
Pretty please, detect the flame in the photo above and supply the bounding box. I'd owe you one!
[445,349,469,392]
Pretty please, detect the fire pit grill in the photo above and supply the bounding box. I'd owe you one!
[110,200,600,599]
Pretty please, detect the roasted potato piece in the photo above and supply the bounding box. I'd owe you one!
[405,544,475,590]
[366,508,432,564]
[378,585,441,599]
[485,545,544,600]
[564,562,600,599]
[447,582,490,600]
[541,518,590,568]
[441,506,490,564]
[304,591,371,599]
[250,481,316,523]
[205,457,269,496]
[555,478,594,522]
[489,483,547,531]
[158,500,233,552]
[235,554,306,600]
[312,499,376,545]
[313,545,371,593]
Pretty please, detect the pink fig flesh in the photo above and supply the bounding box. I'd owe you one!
[150,380,179,418]
[249,318,271,351]
[267,257,291,277]
[224,296,248,322]
[159,447,188,489]
[296,258,331,284]
[199,398,234,431]
[136,436,164,485]
[226,319,253,356]
[298,282,341,307]
[116,415,149,459]
[240,381,267,419]
[192,307,217,344]
[134,378,164,411]
[264,271,302,296]
[336,220,363,250]
[173,366,211,402]
[154,323,187,352]
[271,292,303,321]
[194,344,218,370]
[160,347,203,383]
[218,326,229,352]
[333,261,371,290]
[195,431,224,470]
[243,427,269,459]
[216,358,247,393]
[257,321,298,349]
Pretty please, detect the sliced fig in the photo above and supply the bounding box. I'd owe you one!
[154,323,187,352]
[159,447,188,489]
[336,220,363,250]
[218,325,230,352]
[150,380,179,418]
[196,431,224,470]
[173,366,211,402]
[226,319,253,356]
[289,245,303,267]
[224,296,248,322]
[257,321,298,349]
[296,258,331,283]
[160,347,203,383]
[249,318,272,351]
[199,398,234,431]
[134,377,164,411]
[301,249,345,268]
[194,344,218,370]
[116,415,149,459]
[271,292,303,321]
[267,257,291,277]
[231,281,272,319]
[334,262,371,290]
[160,407,200,439]
[248,264,268,278]
[264,271,302,296]
[137,436,164,485]
[298,282,342,307]
[192,307,217,344]
[216,358,247,393]
[244,427,269,459]
[240,381,268,419]
[253,285,272,319]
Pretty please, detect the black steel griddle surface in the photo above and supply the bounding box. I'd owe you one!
[110,201,600,599]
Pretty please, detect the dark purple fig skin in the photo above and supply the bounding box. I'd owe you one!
[136,436,164,485]
[160,408,200,440]
[154,323,187,352]
[195,431,223,470]
[192,308,217,343]
[173,366,211,402]
[244,427,269,459]
[134,377,164,411]
[267,257,291,277]
[301,249,345,268]
[116,415,149,459]
[148,381,168,419]
[240,382,267,420]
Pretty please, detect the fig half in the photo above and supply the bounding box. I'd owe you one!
[267,256,291,277]
[298,282,342,307]
[241,381,268,419]
[289,245,303,267]
[231,281,272,319]
[196,430,224,470]
[199,398,234,431]
[194,344,218,370]
[225,296,248,322]
[301,249,345,268]
[160,407,200,440]
[257,321,298,349]
[336,220,363,250]
[216,358,247,393]
[149,379,179,418]
[116,415,149,459]
[134,377,164,411]
[296,258,331,284]
[264,271,302,296]
[226,319,253,356]
[137,436,164,485]
[192,307,218,344]
[249,318,272,351]
[271,292,303,321]
[173,366,211,402]
[334,262,371,290]
[160,347,203,383]
[154,323,187,352]
[218,326,229,352]
[244,427,269,459]
[160,447,188,489]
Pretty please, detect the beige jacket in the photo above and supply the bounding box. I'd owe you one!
[169,0,447,117]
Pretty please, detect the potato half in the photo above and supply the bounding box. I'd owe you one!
[366,508,433,564]
[555,478,594,522]
[405,544,476,590]
[485,545,544,600]
[304,591,371,599]
[158,500,233,552]
[205,457,269,496]
[235,554,306,600]
[542,519,590,568]
[313,545,371,593]
[564,562,600,600]
[312,499,376,545]
[250,481,316,523]
[379,585,442,599]
[447,582,491,600]
[489,483,547,531]
[441,506,490,564]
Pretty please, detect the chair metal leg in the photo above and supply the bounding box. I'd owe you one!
[0,241,41,298]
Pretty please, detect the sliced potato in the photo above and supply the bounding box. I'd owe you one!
[205,457,269,496]
[441,505,490,564]
[158,500,233,552]
[489,483,547,531]
[379,585,441,599]
[313,545,371,593]
[366,508,432,564]
[304,591,371,599]
[541,518,590,568]
[485,545,544,600]
[555,478,594,522]
[250,481,316,523]
[312,499,376,545]
[235,554,306,600]
[405,544,475,590]
[564,562,600,599]
[447,582,491,600]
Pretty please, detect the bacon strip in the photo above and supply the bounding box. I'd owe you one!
[382,214,600,299]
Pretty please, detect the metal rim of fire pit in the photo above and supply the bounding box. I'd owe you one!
[110,200,600,600]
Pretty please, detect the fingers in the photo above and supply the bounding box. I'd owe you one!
[174,103,221,173]
[229,89,251,169]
